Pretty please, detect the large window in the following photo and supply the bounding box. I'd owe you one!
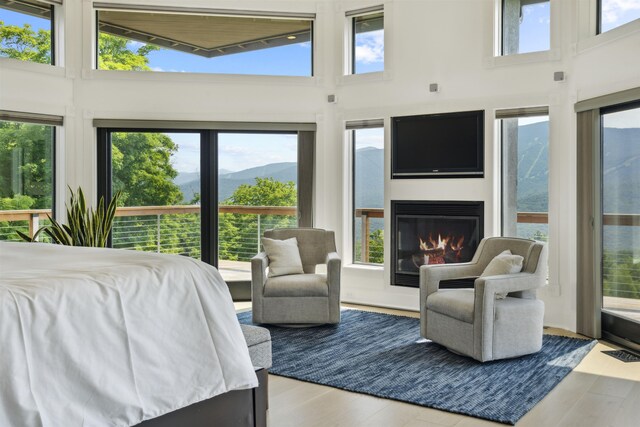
[96,7,313,76]
[347,7,384,74]
[600,102,640,324]
[349,122,384,264]
[0,113,58,242]
[98,123,314,299]
[598,0,640,33]
[501,0,550,55]
[0,0,54,65]
[498,108,549,241]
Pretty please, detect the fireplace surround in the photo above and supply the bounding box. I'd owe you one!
[391,201,484,287]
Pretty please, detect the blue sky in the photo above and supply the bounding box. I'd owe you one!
[518,2,550,54]
[165,132,298,174]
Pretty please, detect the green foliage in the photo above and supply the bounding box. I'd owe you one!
[368,229,384,264]
[17,187,121,247]
[111,132,183,206]
[0,21,51,64]
[603,251,640,300]
[0,121,53,208]
[98,33,159,71]
[225,177,297,207]
[219,178,297,261]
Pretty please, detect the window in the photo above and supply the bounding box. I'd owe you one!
[349,121,384,264]
[598,0,640,33]
[96,6,313,76]
[0,0,55,65]
[0,112,59,242]
[498,108,549,241]
[347,7,384,74]
[600,102,640,324]
[97,122,315,300]
[501,0,550,55]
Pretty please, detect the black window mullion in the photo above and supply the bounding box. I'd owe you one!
[96,128,113,246]
[200,130,218,266]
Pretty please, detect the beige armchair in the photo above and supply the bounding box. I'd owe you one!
[251,228,341,325]
[420,237,547,362]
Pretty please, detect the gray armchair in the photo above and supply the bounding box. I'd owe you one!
[251,228,341,325]
[420,237,547,362]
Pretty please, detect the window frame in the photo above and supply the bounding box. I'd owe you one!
[496,106,549,238]
[347,119,384,265]
[93,5,315,76]
[345,5,384,75]
[499,0,550,56]
[0,0,56,65]
[97,122,315,300]
[0,110,60,238]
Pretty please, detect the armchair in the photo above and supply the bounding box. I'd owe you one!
[420,237,547,362]
[251,228,341,325]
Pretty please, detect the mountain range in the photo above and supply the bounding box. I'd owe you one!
[175,123,640,215]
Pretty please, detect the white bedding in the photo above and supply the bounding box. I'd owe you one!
[0,242,257,427]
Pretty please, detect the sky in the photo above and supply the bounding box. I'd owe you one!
[165,132,298,174]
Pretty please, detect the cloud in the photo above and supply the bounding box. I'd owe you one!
[602,0,640,24]
[355,30,384,64]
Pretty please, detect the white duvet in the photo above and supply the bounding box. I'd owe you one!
[0,242,257,427]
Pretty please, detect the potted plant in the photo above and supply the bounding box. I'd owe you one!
[17,187,121,247]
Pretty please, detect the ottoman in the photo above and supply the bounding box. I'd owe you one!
[240,324,272,369]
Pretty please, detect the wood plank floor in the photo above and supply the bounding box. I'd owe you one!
[237,303,640,427]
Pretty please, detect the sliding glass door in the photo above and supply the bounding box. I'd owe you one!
[98,126,314,300]
[600,102,640,347]
[107,131,202,258]
[217,132,298,283]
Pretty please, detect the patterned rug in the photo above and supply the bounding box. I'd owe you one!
[238,309,596,425]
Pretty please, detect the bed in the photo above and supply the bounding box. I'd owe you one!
[0,241,263,427]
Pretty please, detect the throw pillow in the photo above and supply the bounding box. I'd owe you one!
[262,237,305,277]
[480,249,524,299]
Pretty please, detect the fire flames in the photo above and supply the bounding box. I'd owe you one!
[413,234,465,267]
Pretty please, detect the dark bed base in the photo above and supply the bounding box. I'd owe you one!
[136,368,268,427]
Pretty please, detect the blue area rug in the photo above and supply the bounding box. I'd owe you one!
[238,309,596,425]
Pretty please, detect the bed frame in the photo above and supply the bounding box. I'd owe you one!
[136,368,268,427]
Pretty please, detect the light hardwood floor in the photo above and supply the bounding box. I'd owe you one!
[236,303,640,427]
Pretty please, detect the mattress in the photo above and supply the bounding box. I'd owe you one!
[0,242,257,427]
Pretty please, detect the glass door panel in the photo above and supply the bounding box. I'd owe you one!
[109,131,201,258]
[217,132,298,282]
[601,105,640,340]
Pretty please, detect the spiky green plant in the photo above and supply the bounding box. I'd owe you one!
[17,187,121,247]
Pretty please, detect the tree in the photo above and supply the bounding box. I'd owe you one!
[98,33,159,71]
[111,132,183,207]
[0,21,51,64]
[219,178,297,261]
[0,121,54,209]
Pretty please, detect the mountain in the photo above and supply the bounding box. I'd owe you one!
[176,162,298,203]
[173,125,640,217]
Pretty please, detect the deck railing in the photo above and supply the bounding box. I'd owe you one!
[1,207,638,300]
[0,205,297,261]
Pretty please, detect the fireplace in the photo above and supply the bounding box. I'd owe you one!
[391,201,484,287]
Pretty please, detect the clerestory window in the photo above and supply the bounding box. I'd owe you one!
[0,0,56,65]
[95,5,314,76]
[347,6,384,74]
[501,0,550,55]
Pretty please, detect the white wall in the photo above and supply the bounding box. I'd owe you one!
[1,0,639,331]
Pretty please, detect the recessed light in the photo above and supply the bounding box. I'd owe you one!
[287,35,297,40]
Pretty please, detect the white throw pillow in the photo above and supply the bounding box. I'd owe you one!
[262,237,305,277]
[480,249,524,299]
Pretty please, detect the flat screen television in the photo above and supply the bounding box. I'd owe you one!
[392,110,484,179]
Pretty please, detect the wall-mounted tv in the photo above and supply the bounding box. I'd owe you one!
[392,110,484,179]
